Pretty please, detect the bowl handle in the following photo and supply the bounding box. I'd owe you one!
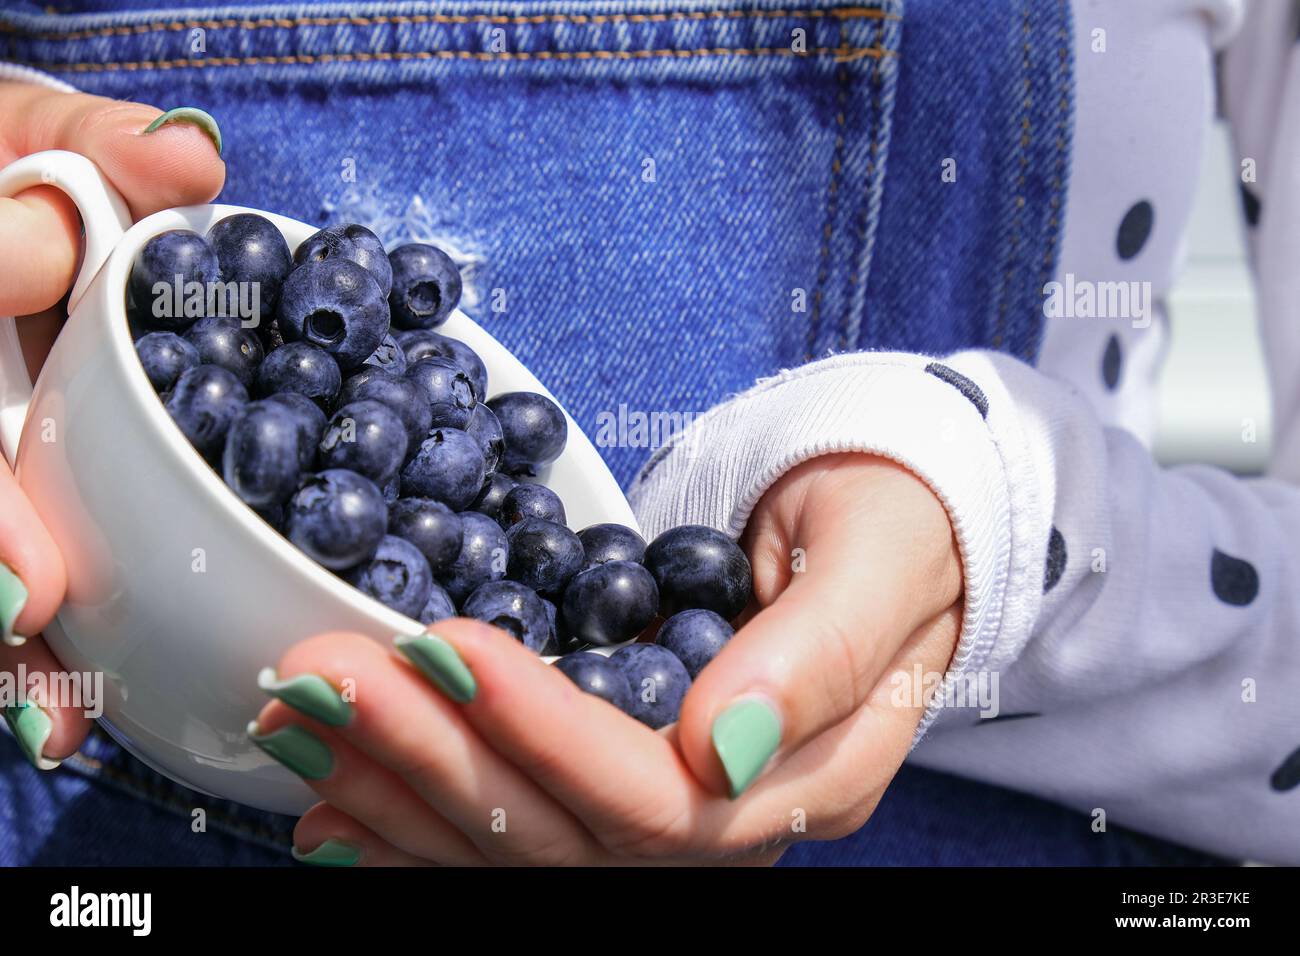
[0,149,132,464]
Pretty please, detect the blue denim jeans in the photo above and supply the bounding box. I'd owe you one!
[0,0,1220,865]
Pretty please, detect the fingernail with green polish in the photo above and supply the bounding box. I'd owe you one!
[3,702,60,771]
[142,106,223,156]
[247,721,333,780]
[257,667,353,728]
[394,633,476,703]
[0,562,28,647]
[711,697,782,798]
[292,839,361,867]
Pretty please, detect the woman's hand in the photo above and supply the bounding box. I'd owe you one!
[0,82,224,766]
[255,453,964,865]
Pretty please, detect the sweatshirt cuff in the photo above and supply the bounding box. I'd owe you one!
[628,352,1017,739]
[0,62,76,93]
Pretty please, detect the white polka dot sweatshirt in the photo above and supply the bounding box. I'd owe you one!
[633,0,1300,864]
[2,0,1293,863]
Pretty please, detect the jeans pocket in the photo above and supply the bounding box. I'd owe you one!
[2,0,901,485]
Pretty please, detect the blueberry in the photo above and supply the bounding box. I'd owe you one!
[387,243,462,330]
[164,364,249,460]
[129,229,221,332]
[319,399,409,485]
[498,483,566,530]
[656,609,734,679]
[285,469,388,570]
[279,258,390,371]
[363,333,407,375]
[561,560,659,646]
[255,341,341,411]
[487,392,567,476]
[644,525,752,620]
[388,497,464,576]
[471,472,517,521]
[135,331,199,393]
[612,644,691,729]
[440,511,508,604]
[294,223,393,297]
[207,213,292,322]
[262,391,327,471]
[464,402,504,473]
[549,632,591,657]
[400,427,486,511]
[382,475,400,503]
[405,357,476,430]
[552,652,633,713]
[222,400,303,507]
[505,517,584,596]
[396,330,488,400]
[339,368,432,449]
[254,501,284,531]
[462,580,551,653]
[544,602,592,656]
[127,306,152,342]
[418,582,458,625]
[345,534,433,619]
[540,596,559,647]
[182,316,264,388]
[577,523,646,570]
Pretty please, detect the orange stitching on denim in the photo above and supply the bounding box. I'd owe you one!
[842,16,890,351]
[806,57,851,361]
[13,45,894,73]
[0,8,900,42]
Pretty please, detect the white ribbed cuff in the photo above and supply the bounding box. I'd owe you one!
[629,352,1015,739]
[0,62,76,93]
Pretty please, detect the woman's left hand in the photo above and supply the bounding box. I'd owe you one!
[252,453,963,866]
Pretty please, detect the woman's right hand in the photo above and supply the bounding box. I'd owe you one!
[0,81,225,767]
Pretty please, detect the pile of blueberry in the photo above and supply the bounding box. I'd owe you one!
[127,215,752,728]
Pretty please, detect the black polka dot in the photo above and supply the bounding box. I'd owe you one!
[975,712,1042,726]
[1270,745,1300,792]
[924,362,988,418]
[1102,335,1122,391]
[1116,200,1154,260]
[1043,526,1067,593]
[1210,549,1259,606]
[1240,184,1261,227]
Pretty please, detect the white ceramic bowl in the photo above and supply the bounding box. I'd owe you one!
[0,150,637,814]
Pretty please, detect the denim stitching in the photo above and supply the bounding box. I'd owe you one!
[0,8,901,43]
[12,46,894,73]
[1038,3,1069,312]
[806,60,851,361]
[840,14,886,352]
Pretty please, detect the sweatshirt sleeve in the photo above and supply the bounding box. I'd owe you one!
[629,344,1300,864]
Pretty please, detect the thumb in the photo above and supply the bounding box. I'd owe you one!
[674,454,962,798]
[0,458,89,768]
[0,83,225,316]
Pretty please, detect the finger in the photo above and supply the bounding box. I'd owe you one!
[0,83,225,315]
[679,454,962,797]
[294,802,439,867]
[680,605,965,855]
[251,699,485,866]
[424,619,712,859]
[261,630,601,865]
[0,636,95,769]
[0,460,67,646]
[0,186,81,317]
